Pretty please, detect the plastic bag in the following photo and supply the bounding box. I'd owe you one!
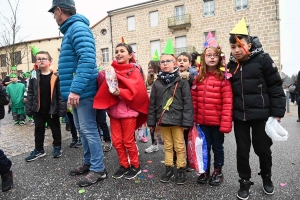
[265,117,288,141]
[105,66,118,93]
[187,123,208,173]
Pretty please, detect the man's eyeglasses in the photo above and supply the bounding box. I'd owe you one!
[160,59,174,65]
[205,54,220,58]
[36,58,48,62]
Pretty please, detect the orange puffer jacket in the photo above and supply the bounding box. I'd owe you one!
[191,72,233,133]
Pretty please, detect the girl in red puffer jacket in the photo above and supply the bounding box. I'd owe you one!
[191,33,233,186]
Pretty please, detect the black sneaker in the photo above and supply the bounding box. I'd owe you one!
[1,170,13,192]
[103,141,112,152]
[112,166,130,179]
[69,140,78,148]
[65,124,71,131]
[70,164,90,176]
[237,179,254,200]
[74,141,83,148]
[53,146,62,158]
[261,173,274,195]
[124,166,141,180]
[209,168,224,186]
[197,170,210,184]
[186,161,194,172]
[175,167,186,185]
[77,170,107,187]
[25,149,46,162]
[160,166,174,183]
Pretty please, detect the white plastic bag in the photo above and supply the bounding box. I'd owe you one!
[105,66,118,93]
[265,117,288,141]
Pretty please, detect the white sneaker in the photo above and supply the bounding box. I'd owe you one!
[290,102,294,106]
[145,144,159,153]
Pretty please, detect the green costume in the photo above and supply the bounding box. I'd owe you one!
[6,81,26,116]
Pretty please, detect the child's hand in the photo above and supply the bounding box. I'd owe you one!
[112,87,120,96]
[23,98,27,103]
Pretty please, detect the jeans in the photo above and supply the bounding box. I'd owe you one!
[96,109,110,141]
[0,149,12,174]
[67,112,78,141]
[33,112,62,150]
[199,125,224,169]
[72,97,105,172]
[234,120,273,180]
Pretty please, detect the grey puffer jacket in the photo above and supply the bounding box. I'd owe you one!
[25,69,66,117]
[147,76,193,128]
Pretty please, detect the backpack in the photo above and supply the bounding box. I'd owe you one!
[0,86,9,106]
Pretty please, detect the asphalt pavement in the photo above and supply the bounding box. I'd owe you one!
[0,105,300,200]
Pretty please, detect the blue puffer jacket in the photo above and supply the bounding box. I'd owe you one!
[58,14,98,101]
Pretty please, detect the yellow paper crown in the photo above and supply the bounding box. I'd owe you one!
[230,18,248,35]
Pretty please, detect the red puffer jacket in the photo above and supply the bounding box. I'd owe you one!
[191,72,233,133]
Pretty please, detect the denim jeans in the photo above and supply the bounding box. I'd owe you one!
[199,125,224,169]
[0,149,12,174]
[72,97,105,172]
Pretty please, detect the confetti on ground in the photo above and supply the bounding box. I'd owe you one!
[291,163,295,165]
[78,189,86,194]
[161,161,165,163]
[135,180,141,183]
[142,169,148,173]
[139,175,145,179]
[147,160,153,164]
[280,183,287,187]
[148,175,153,179]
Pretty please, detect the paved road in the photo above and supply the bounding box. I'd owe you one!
[0,105,299,200]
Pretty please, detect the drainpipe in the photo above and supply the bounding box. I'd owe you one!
[26,43,29,71]
[109,15,113,60]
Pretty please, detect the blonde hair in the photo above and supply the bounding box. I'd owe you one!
[196,47,225,82]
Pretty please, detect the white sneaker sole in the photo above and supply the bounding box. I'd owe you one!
[262,184,274,195]
[124,170,141,180]
[26,153,46,162]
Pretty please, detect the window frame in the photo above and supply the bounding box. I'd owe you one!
[149,11,159,27]
[175,5,185,16]
[127,16,136,31]
[236,0,248,11]
[150,40,160,58]
[101,48,109,63]
[203,0,215,16]
[10,51,22,65]
[0,54,7,67]
[130,43,138,60]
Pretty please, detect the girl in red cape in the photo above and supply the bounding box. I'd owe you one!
[93,43,149,180]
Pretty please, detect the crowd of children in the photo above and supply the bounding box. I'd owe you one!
[0,18,286,200]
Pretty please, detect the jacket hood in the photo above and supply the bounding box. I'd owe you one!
[60,14,90,34]
[229,36,264,63]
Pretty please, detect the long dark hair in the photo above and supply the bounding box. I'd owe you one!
[146,60,160,85]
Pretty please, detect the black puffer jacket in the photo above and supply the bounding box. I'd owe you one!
[147,75,194,128]
[228,36,286,121]
[25,69,66,117]
[0,85,5,120]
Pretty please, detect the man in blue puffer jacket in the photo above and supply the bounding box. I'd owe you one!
[48,0,106,187]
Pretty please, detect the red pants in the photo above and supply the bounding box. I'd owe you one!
[110,117,139,168]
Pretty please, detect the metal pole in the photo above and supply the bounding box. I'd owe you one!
[286,90,289,113]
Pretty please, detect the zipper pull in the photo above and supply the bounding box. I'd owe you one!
[240,66,243,71]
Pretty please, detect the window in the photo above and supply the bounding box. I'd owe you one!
[31,51,36,63]
[236,0,248,10]
[175,5,185,16]
[100,29,107,35]
[10,51,22,65]
[204,31,216,42]
[150,40,160,57]
[130,43,138,60]
[203,0,215,16]
[127,16,135,31]
[175,36,187,55]
[101,48,109,63]
[150,11,159,27]
[0,54,6,67]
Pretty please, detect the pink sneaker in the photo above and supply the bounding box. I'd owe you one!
[140,136,148,143]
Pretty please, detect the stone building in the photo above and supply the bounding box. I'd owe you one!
[93,0,281,72]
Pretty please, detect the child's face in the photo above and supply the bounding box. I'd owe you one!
[204,48,220,69]
[177,55,191,72]
[160,55,175,73]
[10,77,17,82]
[230,38,252,61]
[115,46,132,64]
[148,64,154,74]
[36,54,51,68]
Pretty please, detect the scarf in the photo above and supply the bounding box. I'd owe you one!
[158,68,179,84]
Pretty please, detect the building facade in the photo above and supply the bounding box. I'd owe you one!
[93,0,281,72]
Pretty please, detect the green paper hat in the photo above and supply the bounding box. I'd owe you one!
[11,66,17,70]
[152,49,160,61]
[10,73,17,78]
[162,39,175,55]
[30,45,41,56]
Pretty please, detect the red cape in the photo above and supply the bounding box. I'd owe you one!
[93,61,149,129]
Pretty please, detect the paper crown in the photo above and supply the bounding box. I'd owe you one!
[230,18,248,35]
[30,45,41,56]
[11,66,17,70]
[121,37,127,44]
[203,32,219,49]
[10,73,17,78]
[152,49,160,61]
[162,38,174,55]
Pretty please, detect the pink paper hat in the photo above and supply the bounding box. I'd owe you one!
[203,32,219,49]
